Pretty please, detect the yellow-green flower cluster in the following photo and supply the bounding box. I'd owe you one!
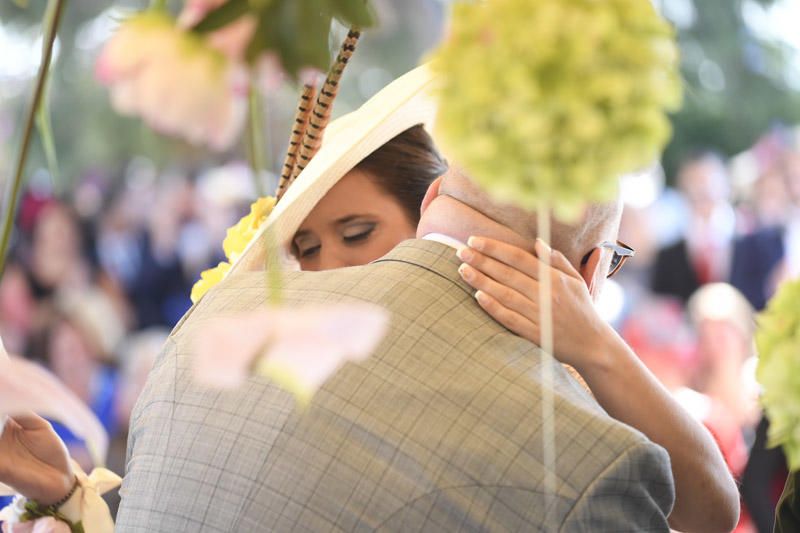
[429,0,683,220]
[190,196,276,303]
[756,278,800,472]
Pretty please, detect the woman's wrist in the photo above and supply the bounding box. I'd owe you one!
[573,323,629,379]
[31,471,76,507]
[38,475,78,508]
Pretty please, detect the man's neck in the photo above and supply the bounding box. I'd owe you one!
[417,196,535,253]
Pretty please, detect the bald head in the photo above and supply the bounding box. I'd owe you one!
[433,167,623,267]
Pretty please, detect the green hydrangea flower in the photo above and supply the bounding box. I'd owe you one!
[756,279,800,472]
[429,0,683,220]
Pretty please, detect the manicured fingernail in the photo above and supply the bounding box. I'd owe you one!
[536,238,552,254]
[456,246,473,262]
[475,290,487,303]
[458,263,474,281]
[467,236,483,250]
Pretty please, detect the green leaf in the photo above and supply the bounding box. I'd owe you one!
[246,82,268,197]
[192,0,250,33]
[35,0,60,187]
[294,0,334,70]
[328,0,375,28]
[248,0,333,77]
[35,77,59,188]
[0,0,64,278]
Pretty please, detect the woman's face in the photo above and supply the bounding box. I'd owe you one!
[292,169,417,271]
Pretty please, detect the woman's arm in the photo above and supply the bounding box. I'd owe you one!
[456,236,740,533]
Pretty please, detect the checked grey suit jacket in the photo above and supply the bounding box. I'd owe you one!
[117,239,674,532]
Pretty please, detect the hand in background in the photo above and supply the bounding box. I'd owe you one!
[0,414,74,505]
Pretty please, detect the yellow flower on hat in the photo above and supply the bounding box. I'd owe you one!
[223,196,276,263]
[755,278,800,472]
[190,195,276,304]
[429,0,683,220]
[190,261,232,304]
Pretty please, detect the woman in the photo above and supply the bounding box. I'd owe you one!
[290,124,446,271]
[2,73,736,533]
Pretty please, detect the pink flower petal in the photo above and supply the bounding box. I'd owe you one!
[193,304,390,403]
[1,517,72,533]
[193,309,275,388]
[95,12,247,151]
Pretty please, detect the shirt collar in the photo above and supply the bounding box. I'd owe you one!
[421,233,465,251]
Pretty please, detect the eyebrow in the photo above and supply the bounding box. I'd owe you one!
[334,214,373,225]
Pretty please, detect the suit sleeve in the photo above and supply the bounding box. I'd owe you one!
[560,440,674,532]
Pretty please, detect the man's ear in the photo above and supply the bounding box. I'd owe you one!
[420,176,443,216]
[579,247,602,296]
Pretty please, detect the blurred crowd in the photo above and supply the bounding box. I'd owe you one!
[0,158,263,511]
[2,126,800,530]
[613,125,800,533]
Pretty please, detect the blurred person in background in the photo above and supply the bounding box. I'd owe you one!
[620,288,760,532]
[742,415,789,533]
[620,296,698,392]
[748,167,791,230]
[27,288,125,470]
[0,261,37,355]
[651,151,736,302]
[114,328,169,431]
[105,176,199,329]
[104,327,169,517]
[685,283,761,533]
[26,202,92,299]
[732,148,800,310]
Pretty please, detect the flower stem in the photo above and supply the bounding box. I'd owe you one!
[0,0,66,278]
[246,81,268,198]
[537,202,556,519]
[263,228,283,306]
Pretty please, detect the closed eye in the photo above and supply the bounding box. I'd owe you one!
[343,224,375,244]
[344,228,375,243]
[298,245,321,258]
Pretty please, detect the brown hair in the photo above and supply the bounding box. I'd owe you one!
[356,125,448,226]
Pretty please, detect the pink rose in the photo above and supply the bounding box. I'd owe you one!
[2,517,71,533]
[178,0,257,62]
[95,12,247,151]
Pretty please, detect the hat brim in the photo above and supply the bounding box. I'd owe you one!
[231,64,438,273]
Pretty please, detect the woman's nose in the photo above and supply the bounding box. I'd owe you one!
[318,246,351,271]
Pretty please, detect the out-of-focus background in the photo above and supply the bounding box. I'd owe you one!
[2,1,800,530]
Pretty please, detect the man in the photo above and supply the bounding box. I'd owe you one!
[651,151,735,302]
[1,66,683,531]
[731,149,800,310]
[111,166,675,531]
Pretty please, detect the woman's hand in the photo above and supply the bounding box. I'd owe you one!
[0,414,75,505]
[458,236,741,533]
[456,236,612,372]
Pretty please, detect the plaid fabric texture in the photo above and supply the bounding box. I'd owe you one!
[117,240,674,532]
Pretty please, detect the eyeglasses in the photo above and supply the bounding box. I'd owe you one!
[580,240,635,278]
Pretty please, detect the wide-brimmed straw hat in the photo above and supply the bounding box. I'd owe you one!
[231,64,438,273]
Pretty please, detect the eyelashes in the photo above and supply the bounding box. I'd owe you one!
[294,223,377,259]
[298,244,321,258]
[343,224,376,243]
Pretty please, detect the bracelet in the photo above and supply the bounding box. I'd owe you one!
[18,477,84,533]
[46,476,80,511]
